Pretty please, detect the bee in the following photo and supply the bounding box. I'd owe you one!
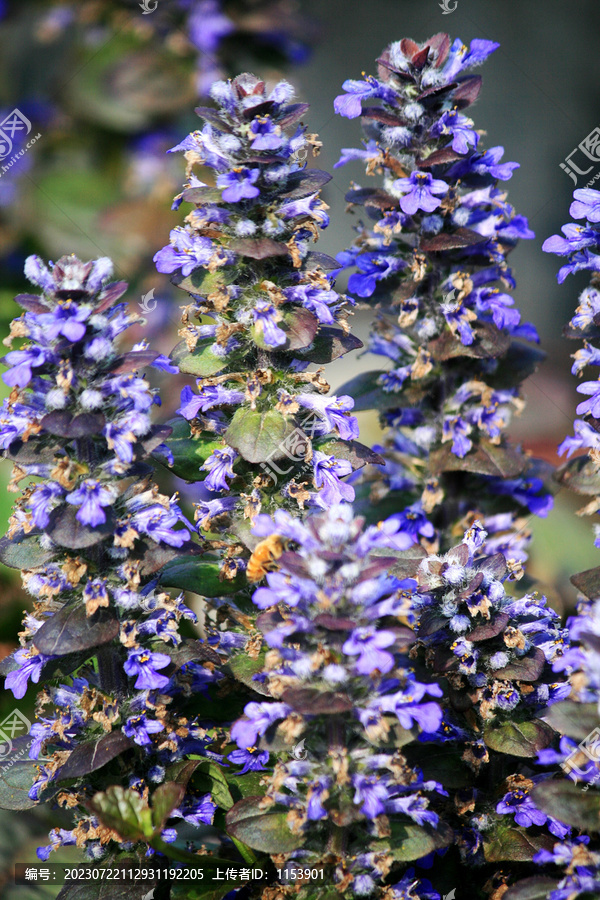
[246,534,288,582]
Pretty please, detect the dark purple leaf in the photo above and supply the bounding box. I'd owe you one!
[282,307,319,350]
[278,103,309,127]
[416,82,457,104]
[165,639,221,670]
[96,282,128,313]
[466,613,510,642]
[570,565,600,600]
[473,552,508,580]
[4,439,60,464]
[110,350,159,374]
[230,237,290,259]
[194,106,235,132]
[33,604,119,656]
[40,411,74,437]
[256,610,285,633]
[417,147,464,168]
[47,505,114,549]
[14,294,50,313]
[303,251,340,271]
[458,572,484,598]
[494,648,546,682]
[386,544,428,579]
[294,327,363,364]
[56,732,133,781]
[281,688,352,714]
[420,227,487,252]
[453,75,483,109]
[141,423,172,455]
[278,550,311,579]
[345,187,398,210]
[314,614,356,631]
[361,107,407,126]
[279,169,331,201]
[429,322,511,361]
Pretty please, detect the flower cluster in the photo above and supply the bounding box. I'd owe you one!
[413,520,568,726]
[333,34,551,556]
[0,256,233,862]
[516,187,600,899]
[155,73,376,567]
[228,504,445,899]
[401,519,570,880]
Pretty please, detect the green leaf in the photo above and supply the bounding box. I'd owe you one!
[225,408,294,464]
[0,533,54,570]
[483,719,555,757]
[483,824,554,862]
[0,747,56,810]
[532,780,600,830]
[190,761,234,811]
[225,796,302,853]
[504,876,560,900]
[225,768,269,804]
[544,701,599,741]
[173,265,237,296]
[157,418,224,482]
[384,821,453,861]
[224,651,270,696]
[86,786,154,842]
[173,339,228,377]
[158,556,246,597]
[314,438,384,470]
[335,370,402,412]
[151,782,185,831]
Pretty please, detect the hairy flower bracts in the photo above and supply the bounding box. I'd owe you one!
[226,505,446,899]
[0,255,234,864]
[333,34,551,555]
[155,74,377,570]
